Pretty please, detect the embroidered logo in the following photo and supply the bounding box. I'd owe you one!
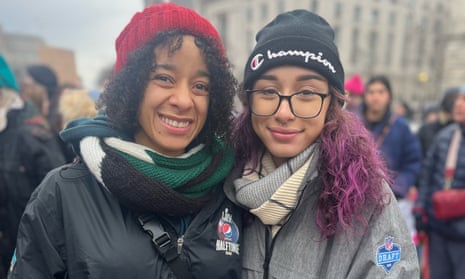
[376,236,402,274]
[266,49,337,73]
[216,208,240,256]
[250,53,264,71]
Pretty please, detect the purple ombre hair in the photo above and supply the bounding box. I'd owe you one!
[232,87,391,238]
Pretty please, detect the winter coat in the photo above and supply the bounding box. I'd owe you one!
[224,167,419,279]
[8,161,242,279]
[364,112,422,198]
[416,120,453,157]
[0,103,65,272]
[416,123,465,240]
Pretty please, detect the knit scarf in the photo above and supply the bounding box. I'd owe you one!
[80,136,234,216]
[234,144,318,234]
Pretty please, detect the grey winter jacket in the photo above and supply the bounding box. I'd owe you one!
[225,167,420,279]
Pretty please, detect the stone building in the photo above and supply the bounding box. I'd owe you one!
[441,0,465,90]
[146,0,458,114]
[0,26,79,87]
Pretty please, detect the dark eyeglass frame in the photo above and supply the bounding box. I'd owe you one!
[246,89,330,119]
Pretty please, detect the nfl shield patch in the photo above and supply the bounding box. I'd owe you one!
[376,236,401,273]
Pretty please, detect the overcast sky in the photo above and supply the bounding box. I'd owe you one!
[0,0,143,89]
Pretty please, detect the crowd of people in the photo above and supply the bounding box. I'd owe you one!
[0,2,464,279]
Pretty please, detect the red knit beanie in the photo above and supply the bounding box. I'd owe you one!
[344,74,365,96]
[114,3,225,73]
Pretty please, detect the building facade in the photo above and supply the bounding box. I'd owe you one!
[441,0,465,90]
[0,26,79,87]
[146,0,454,114]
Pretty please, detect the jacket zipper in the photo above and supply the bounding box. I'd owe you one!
[262,177,317,279]
[177,235,184,255]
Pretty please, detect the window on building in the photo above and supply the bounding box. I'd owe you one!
[350,28,359,65]
[217,13,228,48]
[310,0,319,13]
[334,2,342,18]
[368,31,378,68]
[246,7,253,23]
[334,26,340,45]
[354,5,362,22]
[278,0,286,13]
[401,17,411,68]
[261,3,268,20]
[389,11,396,26]
[246,30,254,52]
[371,9,379,24]
[384,33,394,68]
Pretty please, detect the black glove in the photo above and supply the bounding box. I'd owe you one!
[412,207,428,233]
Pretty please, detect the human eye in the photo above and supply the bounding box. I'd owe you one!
[295,90,319,101]
[151,73,174,86]
[257,88,278,96]
[193,82,210,96]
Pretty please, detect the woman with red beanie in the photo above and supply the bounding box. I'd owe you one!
[225,9,419,278]
[8,3,241,278]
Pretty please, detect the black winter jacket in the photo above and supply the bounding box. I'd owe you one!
[0,105,64,274]
[8,161,242,279]
[416,123,465,240]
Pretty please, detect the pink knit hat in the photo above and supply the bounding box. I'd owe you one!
[114,3,225,73]
[344,74,365,96]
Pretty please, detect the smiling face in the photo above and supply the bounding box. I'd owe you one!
[134,35,210,156]
[250,66,331,166]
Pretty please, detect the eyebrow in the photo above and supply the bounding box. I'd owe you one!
[257,74,326,82]
[155,63,210,78]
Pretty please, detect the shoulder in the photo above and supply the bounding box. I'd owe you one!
[30,162,94,204]
[21,116,54,141]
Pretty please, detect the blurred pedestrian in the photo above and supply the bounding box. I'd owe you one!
[0,55,64,279]
[8,3,241,278]
[227,9,419,278]
[361,75,422,240]
[344,73,364,115]
[414,85,465,279]
[24,65,61,132]
[417,87,460,157]
[57,88,98,162]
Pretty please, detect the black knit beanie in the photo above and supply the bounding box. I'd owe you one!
[27,64,58,99]
[243,9,344,94]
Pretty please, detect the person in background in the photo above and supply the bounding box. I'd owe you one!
[414,85,465,279]
[421,103,439,124]
[417,87,460,157]
[344,73,364,115]
[8,3,241,278]
[57,88,98,162]
[0,55,65,279]
[226,9,419,278]
[361,75,422,241]
[394,100,414,121]
[20,82,49,117]
[23,65,61,132]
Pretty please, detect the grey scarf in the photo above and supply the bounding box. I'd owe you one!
[234,144,318,225]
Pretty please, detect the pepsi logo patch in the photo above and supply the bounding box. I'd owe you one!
[250,53,264,71]
[376,236,401,274]
[216,208,240,256]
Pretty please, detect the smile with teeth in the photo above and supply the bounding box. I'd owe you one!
[160,115,191,128]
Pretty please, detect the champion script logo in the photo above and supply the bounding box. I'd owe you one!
[250,53,264,71]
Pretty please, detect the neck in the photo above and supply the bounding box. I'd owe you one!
[365,109,386,122]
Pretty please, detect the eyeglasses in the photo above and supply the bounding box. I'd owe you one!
[246,89,330,119]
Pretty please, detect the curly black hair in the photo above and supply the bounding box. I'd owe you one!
[98,30,237,148]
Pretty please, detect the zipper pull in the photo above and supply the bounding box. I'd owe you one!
[177,235,184,255]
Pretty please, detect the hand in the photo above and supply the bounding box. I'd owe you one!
[412,207,428,233]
